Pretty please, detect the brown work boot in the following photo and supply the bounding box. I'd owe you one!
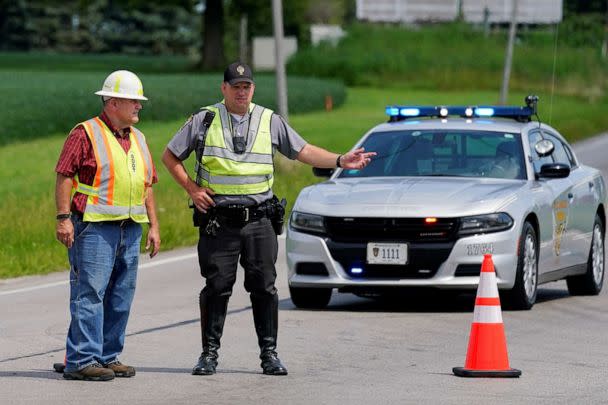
[104,361,136,377]
[63,363,115,381]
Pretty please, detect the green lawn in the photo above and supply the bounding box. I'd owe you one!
[1,87,607,278]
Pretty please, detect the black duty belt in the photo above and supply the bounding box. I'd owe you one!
[212,203,270,223]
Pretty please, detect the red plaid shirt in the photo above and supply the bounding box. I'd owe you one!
[55,112,158,214]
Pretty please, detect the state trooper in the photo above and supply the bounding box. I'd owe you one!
[162,61,375,376]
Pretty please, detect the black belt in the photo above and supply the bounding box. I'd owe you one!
[212,203,270,223]
[72,213,135,227]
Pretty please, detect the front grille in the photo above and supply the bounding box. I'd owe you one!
[327,241,454,279]
[324,217,458,243]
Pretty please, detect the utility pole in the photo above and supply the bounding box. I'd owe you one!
[602,0,608,59]
[483,7,490,37]
[272,0,289,120]
[239,14,248,63]
[456,0,463,21]
[499,0,518,105]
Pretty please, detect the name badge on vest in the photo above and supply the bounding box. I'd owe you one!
[129,152,137,173]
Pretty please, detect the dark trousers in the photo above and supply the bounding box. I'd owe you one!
[197,216,278,297]
[196,216,280,358]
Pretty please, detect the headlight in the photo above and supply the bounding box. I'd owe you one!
[458,213,513,236]
[290,211,326,234]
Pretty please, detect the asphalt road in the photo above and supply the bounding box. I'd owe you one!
[1,136,607,404]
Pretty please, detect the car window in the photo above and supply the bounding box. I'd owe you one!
[543,131,576,167]
[563,145,577,167]
[339,130,525,179]
[542,132,570,165]
[528,131,552,172]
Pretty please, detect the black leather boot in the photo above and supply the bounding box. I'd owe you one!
[251,293,288,375]
[192,292,229,375]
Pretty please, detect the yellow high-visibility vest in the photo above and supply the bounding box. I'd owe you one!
[72,117,153,223]
[198,102,274,195]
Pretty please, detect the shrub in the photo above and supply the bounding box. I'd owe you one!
[287,22,607,97]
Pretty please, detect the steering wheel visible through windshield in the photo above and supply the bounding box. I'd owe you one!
[338,129,526,180]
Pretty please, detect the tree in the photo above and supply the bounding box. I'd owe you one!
[200,0,225,70]
[0,0,31,50]
[564,0,606,14]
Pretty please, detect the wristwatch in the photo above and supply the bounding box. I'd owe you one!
[56,213,71,220]
[336,155,342,168]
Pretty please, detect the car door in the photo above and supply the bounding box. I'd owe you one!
[528,130,576,272]
[544,131,594,265]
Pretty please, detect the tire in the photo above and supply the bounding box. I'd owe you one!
[567,214,605,296]
[289,286,332,309]
[502,221,538,310]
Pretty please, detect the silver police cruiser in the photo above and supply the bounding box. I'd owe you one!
[286,96,606,310]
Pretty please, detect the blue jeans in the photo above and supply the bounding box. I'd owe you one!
[64,215,142,372]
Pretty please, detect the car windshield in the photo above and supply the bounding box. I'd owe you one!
[339,129,526,180]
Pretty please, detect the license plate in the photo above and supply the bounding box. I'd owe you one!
[366,242,408,265]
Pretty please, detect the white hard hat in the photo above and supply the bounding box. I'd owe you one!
[95,70,148,100]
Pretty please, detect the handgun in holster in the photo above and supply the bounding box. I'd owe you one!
[269,196,287,235]
[189,110,215,227]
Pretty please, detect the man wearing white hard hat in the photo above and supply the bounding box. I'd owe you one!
[54,70,160,381]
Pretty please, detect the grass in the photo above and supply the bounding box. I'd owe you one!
[2,87,608,279]
[0,71,345,146]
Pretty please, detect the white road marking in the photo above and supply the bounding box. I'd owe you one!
[0,280,70,297]
[0,252,198,297]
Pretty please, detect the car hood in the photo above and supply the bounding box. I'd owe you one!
[293,177,527,217]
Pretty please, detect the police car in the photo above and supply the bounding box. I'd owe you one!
[286,96,606,310]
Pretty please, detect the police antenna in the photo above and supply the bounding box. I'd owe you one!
[548,22,560,125]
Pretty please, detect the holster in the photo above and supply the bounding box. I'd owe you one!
[269,196,287,235]
[192,206,209,228]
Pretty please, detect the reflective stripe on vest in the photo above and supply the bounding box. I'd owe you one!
[199,102,274,195]
[73,117,153,223]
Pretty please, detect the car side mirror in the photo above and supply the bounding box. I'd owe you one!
[534,139,554,157]
[538,163,570,179]
[312,167,334,177]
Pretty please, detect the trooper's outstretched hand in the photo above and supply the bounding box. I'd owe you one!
[340,147,376,170]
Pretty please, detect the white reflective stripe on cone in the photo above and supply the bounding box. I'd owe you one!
[473,305,503,323]
[477,271,499,298]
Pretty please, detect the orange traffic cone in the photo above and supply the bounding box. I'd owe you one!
[453,254,521,378]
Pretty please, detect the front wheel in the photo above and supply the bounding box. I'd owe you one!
[567,214,605,295]
[502,221,538,310]
[289,286,332,309]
